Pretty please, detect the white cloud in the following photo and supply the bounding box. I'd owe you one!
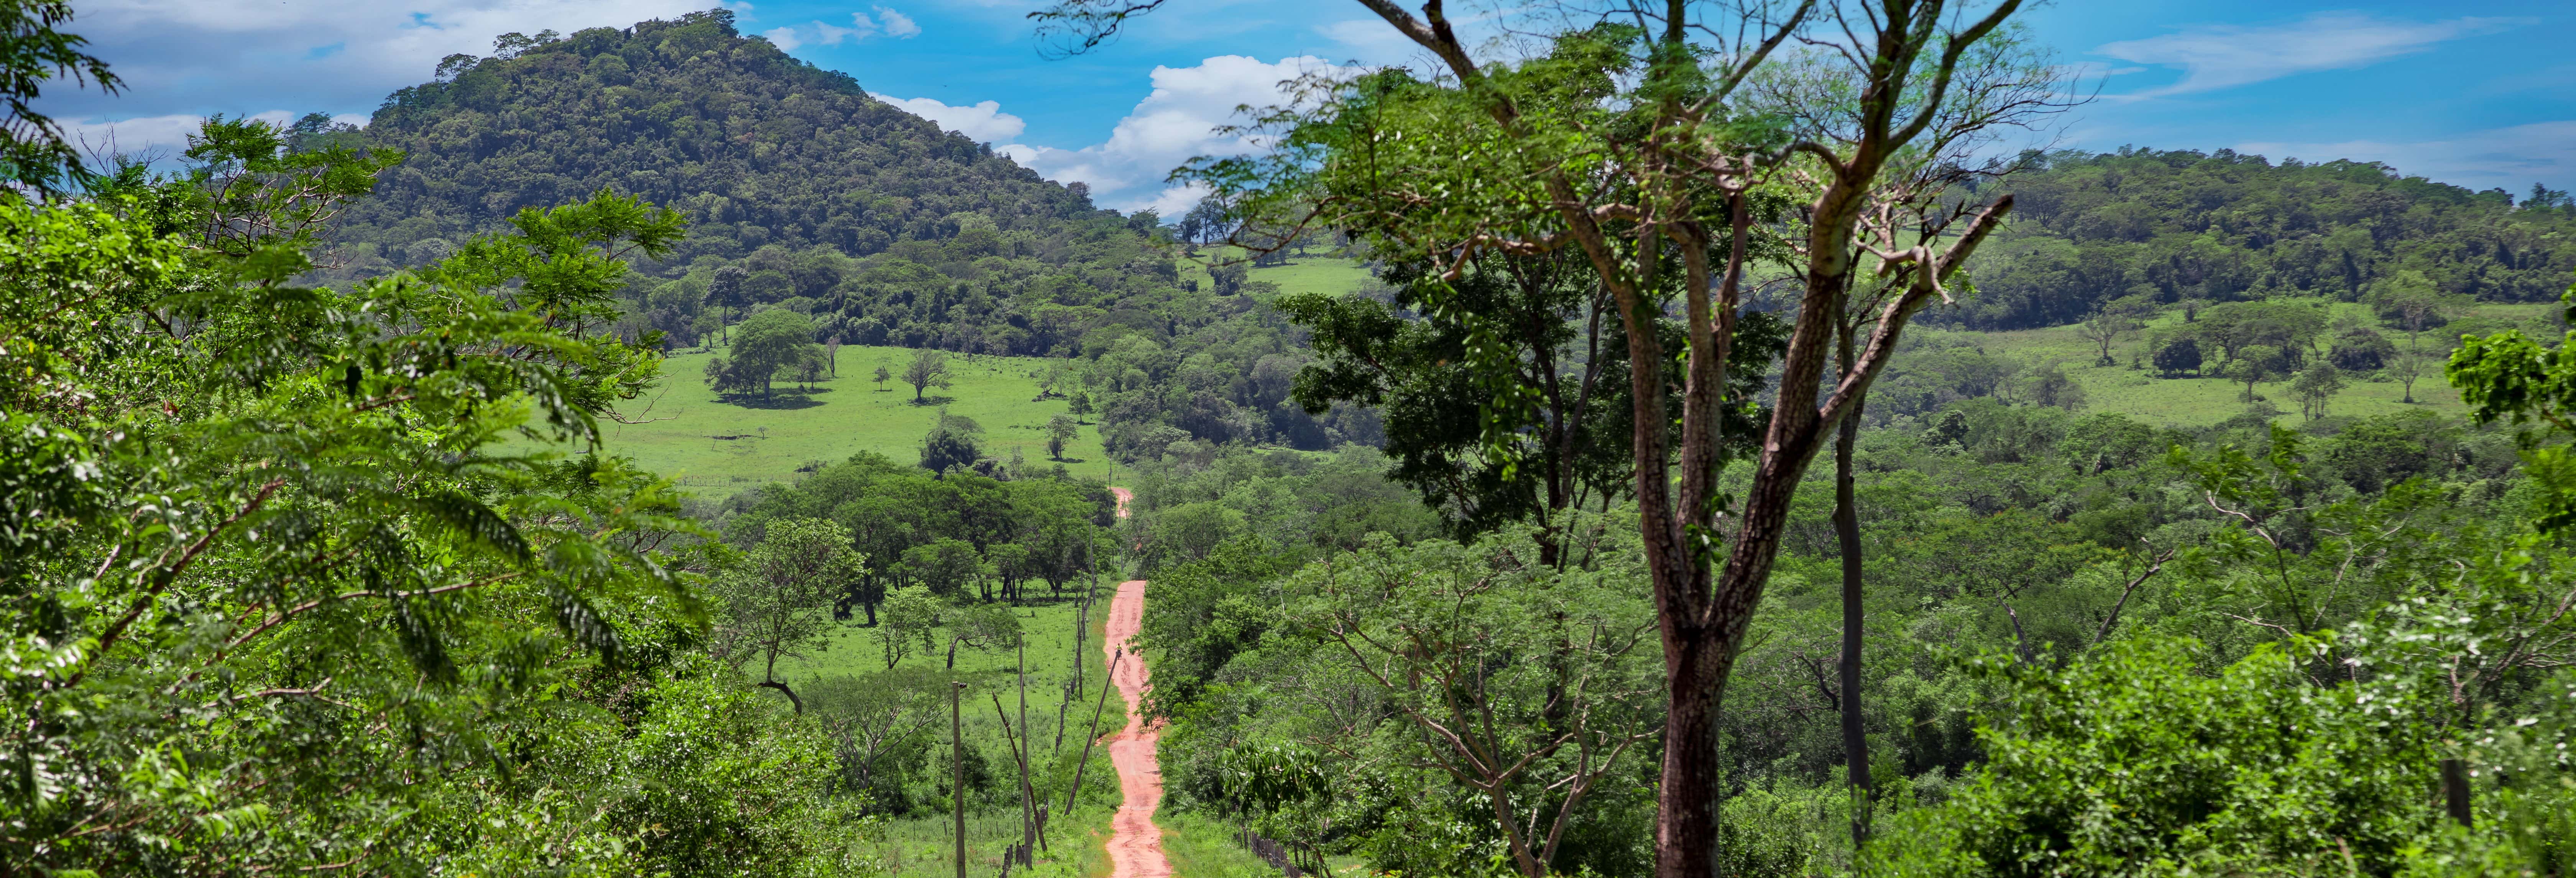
[36,0,711,122]
[58,110,286,159]
[763,7,919,51]
[58,109,384,161]
[2097,12,2520,98]
[873,7,921,39]
[870,93,1026,141]
[2235,120,2576,193]
[994,55,1353,211]
[764,20,862,52]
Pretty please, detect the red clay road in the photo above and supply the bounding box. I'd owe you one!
[1102,576,1169,878]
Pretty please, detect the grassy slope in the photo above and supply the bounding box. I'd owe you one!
[597,346,1116,487]
[1958,300,2500,428]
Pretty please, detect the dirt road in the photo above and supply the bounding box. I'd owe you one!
[1101,577,1169,878]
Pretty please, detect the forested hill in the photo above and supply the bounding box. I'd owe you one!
[1945,148,2576,330]
[345,9,1093,266]
[327,10,1216,363]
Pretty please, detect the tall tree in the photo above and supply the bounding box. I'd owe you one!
[704,264,748,341]
[1038,2,2066,871]
[1045,414,1080,460]
[710,517,864,713]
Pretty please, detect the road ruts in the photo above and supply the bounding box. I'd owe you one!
[1101,576,1169,878]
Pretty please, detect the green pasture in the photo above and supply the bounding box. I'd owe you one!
[1246,253,1375,299]
[1955,299,2496,427]
[586,346,1117,488]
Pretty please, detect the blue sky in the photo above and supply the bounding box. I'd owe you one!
[41,0,2574,213]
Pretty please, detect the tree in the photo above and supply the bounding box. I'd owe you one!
[0,99,835,868]
[1210,261,1248,296]
[1045,3,2068,870]
[1290,537,1661,878]
[2154,336,2203,377]
[2390,343,2430,404]
[1045,414,1079,460]
[0,0,117,195]
[874,360,892,391]
[900,538,982,597]
[2075,309,2140,366]
[707,308,822,403]
[1175,197,1227,255]
[942,602,1021,669]
[1068,390,1093,418]
[903,347,952,402]
[704,264,748,341]
[791,344,830,389]
[710,517,864,713]
[2226,345,2282,404]
[1150,502,1245,566]
[877,585,945,668]
[920,411,984,474]
[2290,362,2345,420]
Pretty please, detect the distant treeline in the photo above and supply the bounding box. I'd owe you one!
[1944,147,2576,330]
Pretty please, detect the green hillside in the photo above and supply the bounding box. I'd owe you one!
[1951,148,2576,331]
[592,346,1115,487]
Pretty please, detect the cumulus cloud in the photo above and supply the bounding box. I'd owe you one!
[38,0,712,129]
[2097,12,2520,98]
[870,93,1025,141]
[762,7,920,51]
[873,7,922,39]
[986,55,1353,211]
[59,110,374,161]
[2235,120,2576,194]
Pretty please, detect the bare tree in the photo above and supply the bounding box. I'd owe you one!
[2076,309,2140,366]
[1031,2,2071,872]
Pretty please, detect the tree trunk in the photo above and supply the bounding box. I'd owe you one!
[1834,333,1873,849]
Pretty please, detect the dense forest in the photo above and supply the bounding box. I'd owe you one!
[1948,148,2576,330]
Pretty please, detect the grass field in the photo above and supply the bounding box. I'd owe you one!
[572,254,1372,491]
[768,590,1125,877]
[588,346,1118,488]
[1954,299,2491,428]
[1246,253,1375,300]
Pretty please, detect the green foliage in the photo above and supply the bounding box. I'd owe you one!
[1947,148,2576,330]
[348,11,1092,270]
[0,0,117,194]
[875,585,943,667]
[0,115,869,871]
[1044,414,1078,460]
[919,410,983,473]
[723,449,1113,612]
[1880,637,2447,873]
[1146,527,1663,878]
[903,346,952,402]
[710,517,865,701]
[1120,446,1442,573]
[325,7,1360,464]
[2447,279,2576,533]
[706,307,825,403]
